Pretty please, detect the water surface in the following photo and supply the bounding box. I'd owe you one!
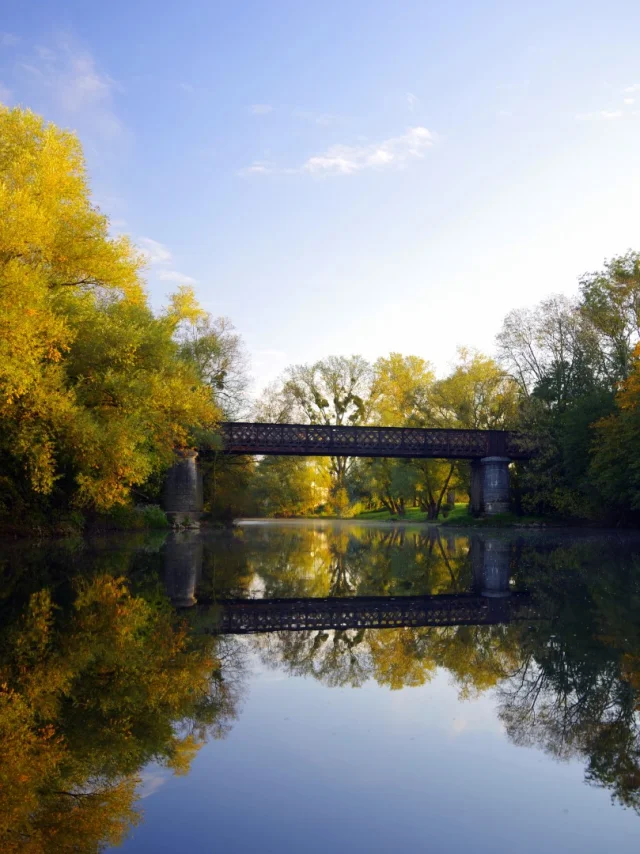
[2,521,640,852]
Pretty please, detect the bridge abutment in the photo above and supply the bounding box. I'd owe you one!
[162,450,203,524]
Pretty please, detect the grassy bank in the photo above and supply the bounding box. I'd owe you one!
[354,503,553,527]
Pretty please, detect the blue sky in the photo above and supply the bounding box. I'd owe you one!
[2,0,640,390]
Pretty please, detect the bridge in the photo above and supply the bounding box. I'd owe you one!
[162,422,534,518]
[217,422,531,461]
[206,592,538,635]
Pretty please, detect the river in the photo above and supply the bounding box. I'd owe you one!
[2,521,640,852]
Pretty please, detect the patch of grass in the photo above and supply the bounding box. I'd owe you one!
[440,505,551,528]
[355,506,430,522]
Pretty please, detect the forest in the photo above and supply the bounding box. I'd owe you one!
[3,102,640,530]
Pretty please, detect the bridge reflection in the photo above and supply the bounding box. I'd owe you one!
[212,591,537,634]
[163,530,541,634]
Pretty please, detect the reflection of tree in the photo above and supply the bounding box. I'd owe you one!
[231,524,473,601]
[498,541,640,812]
[255,623,521,695]
[0,559,245,852]
[244,528,640,814]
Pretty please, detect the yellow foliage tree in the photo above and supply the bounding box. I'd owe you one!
[0,105,218,516]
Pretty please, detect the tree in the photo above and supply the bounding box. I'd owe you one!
[497,294,614,518]
[251,456,331,517]
[591,343,640,519]
[497,295,604,407]
[280,356,373,486]
[431,348,519,429]
[176,310,250,420]
[580,251,640,381]
[0,106,218,520]
[370,353,434,427]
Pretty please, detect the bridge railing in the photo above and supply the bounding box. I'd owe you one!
[218,422,533,460]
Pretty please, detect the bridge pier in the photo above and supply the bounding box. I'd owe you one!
[481,456,511,515]
[163,531,203,608]
[470,456,511,516]
[162,450,203,524]
[472,535,511,598]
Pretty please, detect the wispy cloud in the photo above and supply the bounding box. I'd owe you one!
[624,97,635,105]
[623,83,640,94]
[158,270,198,285]
[406,92,419,111]
[303,126,434,175]
[576,109,623,121]
[16,36,123,140]
[238,161,273,176]
[0,82,12,103]
[176,82,194,94]
[249,103,273,115]
[138,237,173,265]
[138,237,197,285]
[240,126,435,178]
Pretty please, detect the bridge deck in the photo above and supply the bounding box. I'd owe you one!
[208,592,537,634]
[216,423,532,460]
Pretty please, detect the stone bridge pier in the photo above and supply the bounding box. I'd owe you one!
[470,456,511,516]
[162,450,203,524]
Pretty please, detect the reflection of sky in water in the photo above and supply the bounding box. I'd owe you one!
[116,652,640,854]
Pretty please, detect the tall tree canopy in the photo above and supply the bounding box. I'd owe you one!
[0,106,218,518]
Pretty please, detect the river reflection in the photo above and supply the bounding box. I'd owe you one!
[2,522,640,851]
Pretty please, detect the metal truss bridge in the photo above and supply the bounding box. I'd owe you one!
[216,422,533,461]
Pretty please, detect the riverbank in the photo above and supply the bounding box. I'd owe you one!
[239,503,601,529]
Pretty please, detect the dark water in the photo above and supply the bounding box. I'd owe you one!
[2,522,640,852]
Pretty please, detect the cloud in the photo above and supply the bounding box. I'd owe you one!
[240,126,435,178]
[498,110,512,117]
[0,82,11,103]
[137,769,170,800]
[406,92,419,111]
[138,237,173,265]
[0,32,20,47]
[176,82,193,94]
[138,237,197,285]
[623,83,640,93]
[576,109,623,121]
[624,97,635,105]
[158,270,198,285]
[249,104,273,115]
[302,126,434,175]
[16,37,123,140]
[238,161,273,177]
